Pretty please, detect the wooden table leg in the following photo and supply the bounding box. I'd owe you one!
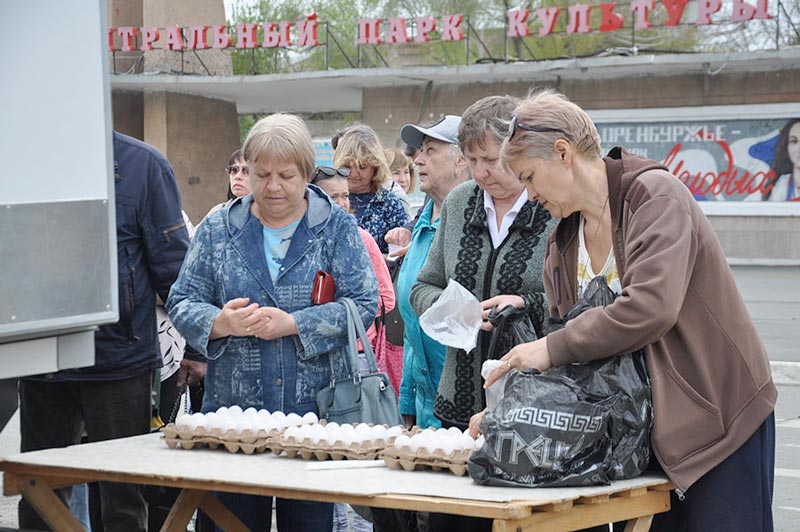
[624,514,654,532]
[197,492,249,532]
[160,488,248,532]
[15,475,84,532]
[161,489,205,532]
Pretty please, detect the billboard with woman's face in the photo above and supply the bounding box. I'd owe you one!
[591,105,800,207]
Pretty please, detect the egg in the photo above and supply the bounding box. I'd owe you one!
[297,424,313,442]
[309,424,327,445]
[257,408,271,417]
[325,422,340,431]
[448,427,464,437]
[284,425,301,441]
[175,413,193,430]
[386,426,404,438]
[220,416,237,434]
[228,405,243,416]
[355,423,372,434]
[339,431,354,446]
[203,412,221,431]
[459,434,475,449]
[370,425,387,441]
[302,412,319,425]
[475,435,485,450]
[340,423,355,434]
[235,418,251,435]
[271,411,287,421]
[435,428,449,437]
[393,435,412,449]
[438,439,457,455]
[286,413,303,427]
[215,406,229,417]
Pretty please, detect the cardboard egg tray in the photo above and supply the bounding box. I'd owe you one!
[161,423,279,454]
[381,445,474,476]
[269,434,389,460]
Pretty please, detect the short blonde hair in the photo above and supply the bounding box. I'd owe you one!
[384,148,417,192]
[333,124,390,193]
[243,113,316,181]
[502,89,602,164]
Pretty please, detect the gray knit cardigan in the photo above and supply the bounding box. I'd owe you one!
[409,181,556,428]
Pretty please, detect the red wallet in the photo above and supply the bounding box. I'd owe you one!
[312,270,336,305]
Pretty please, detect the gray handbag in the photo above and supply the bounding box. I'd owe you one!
[316,298,403,426]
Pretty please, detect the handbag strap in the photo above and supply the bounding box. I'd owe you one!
[327,298,380,381]
[343,298,380,374]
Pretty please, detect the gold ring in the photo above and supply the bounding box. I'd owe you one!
[504,360,511,370]
[245,327,251,333]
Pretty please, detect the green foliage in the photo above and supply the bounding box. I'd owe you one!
[225,0,781,74]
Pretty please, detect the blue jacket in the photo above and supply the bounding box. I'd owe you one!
[166,186,378,414]
[397,201,446,429]
[50,132,190,382]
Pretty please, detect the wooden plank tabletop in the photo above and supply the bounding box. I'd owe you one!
[0,432,671,520]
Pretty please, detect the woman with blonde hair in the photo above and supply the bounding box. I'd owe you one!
[480,89,775,532]
[168,113,378,531]
[384,148,416,216]
[333,124,409,253]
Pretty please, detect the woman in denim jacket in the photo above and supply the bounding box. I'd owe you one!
[167,113,378,531]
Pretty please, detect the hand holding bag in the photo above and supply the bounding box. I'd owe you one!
[316,298,403,426]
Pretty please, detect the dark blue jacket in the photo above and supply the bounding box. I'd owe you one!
[56,132,190,381]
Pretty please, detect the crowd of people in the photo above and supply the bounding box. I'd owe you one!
[16,88,777,532]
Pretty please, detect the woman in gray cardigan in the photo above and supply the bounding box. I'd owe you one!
[410,95,556,431]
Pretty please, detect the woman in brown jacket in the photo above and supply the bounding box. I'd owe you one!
[481,89,776,532]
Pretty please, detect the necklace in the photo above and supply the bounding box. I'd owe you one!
[587,195,610,242]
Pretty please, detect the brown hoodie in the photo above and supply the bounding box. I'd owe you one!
[543,147,776,494]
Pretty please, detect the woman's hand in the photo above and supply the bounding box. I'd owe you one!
[483,337,553,388]
[251,307,298,340]
[480,294,525,331]
[210,298,269,339]
[468,410,486,439]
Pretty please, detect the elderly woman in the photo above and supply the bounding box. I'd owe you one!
[333,124,409,253]
[409,95,556,433]
[167,114,378,531]
[483,89,776,532]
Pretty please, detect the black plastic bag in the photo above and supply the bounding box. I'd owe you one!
[469,276,652,488]
[485,304,538,361]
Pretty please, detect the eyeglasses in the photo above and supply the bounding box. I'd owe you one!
[311,166,350,184]
[226,165,249,176]
[507,114,572,142]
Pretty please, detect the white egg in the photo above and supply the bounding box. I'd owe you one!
[408,435,421,453]
[228,405,243,416]
[243,407,258,417]
[310,424,327,444]
[475,435,485,450]
[325,421,339,431]
[271,411,287,420]
[257,408,271,417]
[435,428,449,437]
[203,412,221,431]
[220,416,237,433]
[235,418,251,434]
[438,439,457,455]
[340,423,355,434]
[286,413,303,427]
[448,427,464,437]
[386,426,404,438]
[284,425,301,441]
[371,425,387,441]
[393,435,412,449]
[215,406,229,417]
[302,412,319,425]
[175,413,193,429]
[273,417,289,430]
[459,434,475,449]
[297,424,314,442]
[351,432,365,445]
[339,432,354,446]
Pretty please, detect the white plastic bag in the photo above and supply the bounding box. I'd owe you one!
[419,279,483,352]
[481,359,509,409]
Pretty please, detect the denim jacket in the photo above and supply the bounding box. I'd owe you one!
[167,185,378,414]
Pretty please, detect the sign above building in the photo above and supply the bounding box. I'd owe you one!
[108,0,772,52]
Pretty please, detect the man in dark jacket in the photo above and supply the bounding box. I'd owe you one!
[18,131,190,532]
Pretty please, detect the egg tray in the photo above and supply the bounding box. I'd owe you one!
[161,423,279,454]
[269,435,389,461]
[381,445,474,476]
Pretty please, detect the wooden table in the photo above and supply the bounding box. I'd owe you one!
[0,433,671,532]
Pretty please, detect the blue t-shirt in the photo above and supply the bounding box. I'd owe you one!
[262,220,301,282]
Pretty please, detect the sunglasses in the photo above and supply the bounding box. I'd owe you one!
[507,114,572,142]
[226,165,249,176]
[311,166,350,184]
